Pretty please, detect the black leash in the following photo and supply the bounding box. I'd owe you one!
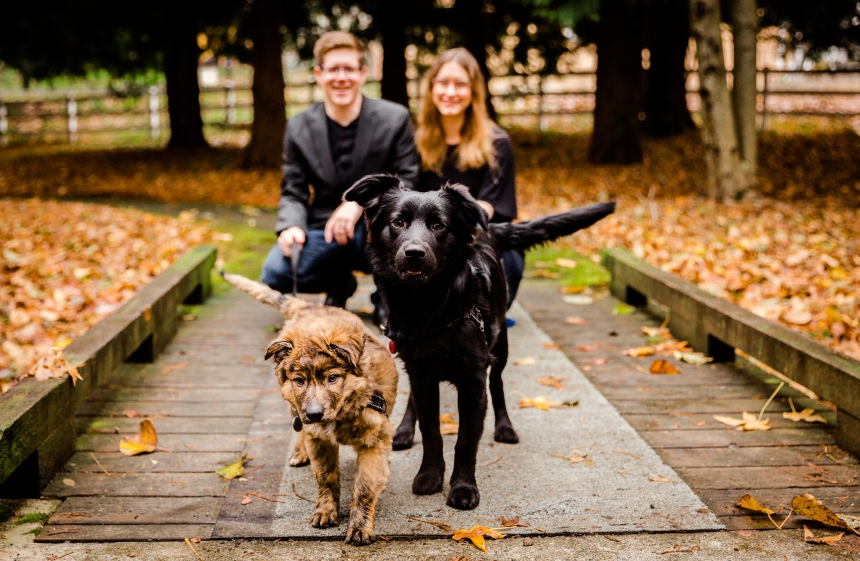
[290,242,300,297]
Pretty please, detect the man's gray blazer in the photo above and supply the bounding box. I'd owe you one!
[275,97,420,234]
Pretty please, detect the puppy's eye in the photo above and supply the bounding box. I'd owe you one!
[327,374,339,384]
[293,378,305,387]
[430,222,445,231]
[391,218,406,228]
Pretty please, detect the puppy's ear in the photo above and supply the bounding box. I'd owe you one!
[326,329,365,371]
[343,173,402,209]
[441,182,488,241]
[265,339,293,363]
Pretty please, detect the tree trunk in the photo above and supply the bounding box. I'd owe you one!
[729,0,757,181]
[243,0,287,168]
[590,0,644,163]
[377,0,409,107]
[689,0,746,199]
[163,0,207,150]
[460,0,497,121]
[643,0,695,136]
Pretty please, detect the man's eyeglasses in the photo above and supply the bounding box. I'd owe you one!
[431,78,471,93]
[318,65,364,78]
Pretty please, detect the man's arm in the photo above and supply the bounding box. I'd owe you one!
[275,123,311,236]
[389,109,420,190]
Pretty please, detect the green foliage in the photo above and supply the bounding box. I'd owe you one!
[14,512,51,526]
[521,0,600,27]
[525,244,610,287]
[211,219,273,286]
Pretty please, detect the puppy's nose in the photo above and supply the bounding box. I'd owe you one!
[305,405,324,423]
[405,246,425,260]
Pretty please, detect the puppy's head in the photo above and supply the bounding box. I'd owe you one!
[344,174,487,284]
[265,322,367,424]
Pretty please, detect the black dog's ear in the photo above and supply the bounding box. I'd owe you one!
[265,339,293,363]
[441,182,489,240]
[343,173,402,209]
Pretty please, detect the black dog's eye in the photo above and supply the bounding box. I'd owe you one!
[293,378,305,386]
[391,218,406,228]
[327,374,339,384]
[430,222,445,231]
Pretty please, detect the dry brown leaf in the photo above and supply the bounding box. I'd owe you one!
[564,316,587,325]
[641,326,671,338]
[576,344,599,352]
[736,494,775,515]
[792,494,860,534]
[407,516,452,533]
[241,493,253,505]
[649,359,680,374]
[518,395,576,411]
[803,526,844,545]
[713,412,773,431]
[451,526,505,553]
[440,413,459,435]
[512,357,537,366]
[543,342,560,349]
[783,408,828,424]
[160,362,188,375]
[649,476,671,482]
[555,258,578,269]
[535,376,567,390]
[119,419,158,456]
[673,351,714,365]
[26,348,82,385]
[500,516,529,527]
[593,357,608,365]
[654,340,693,354]
[623,346,656,357]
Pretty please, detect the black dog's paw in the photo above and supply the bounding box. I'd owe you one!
[494,424,519,444]
[344,525,376,546]
[392,426,415,450]
[412,470,444,495]
[447,484,480,510]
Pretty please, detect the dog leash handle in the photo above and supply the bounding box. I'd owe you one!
[290,242,300,297]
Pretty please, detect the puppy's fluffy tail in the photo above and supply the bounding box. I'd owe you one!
[489,201,616,252]
[220,271,291,315]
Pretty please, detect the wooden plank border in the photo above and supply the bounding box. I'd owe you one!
[601,247,860,455]
[0,245,216,494]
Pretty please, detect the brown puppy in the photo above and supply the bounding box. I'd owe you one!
[223,272,397,545]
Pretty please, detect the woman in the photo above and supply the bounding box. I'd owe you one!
[415,48,523,308]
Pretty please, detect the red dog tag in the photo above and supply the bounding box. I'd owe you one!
[389,341,396,354]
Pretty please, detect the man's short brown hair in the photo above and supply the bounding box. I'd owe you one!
[313,31,366,67]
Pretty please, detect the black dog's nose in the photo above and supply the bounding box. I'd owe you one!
[405,246,425,259]
[305,405,324,423]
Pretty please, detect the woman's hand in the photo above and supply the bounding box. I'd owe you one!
[324,201,364,245]
[477,200,495,221]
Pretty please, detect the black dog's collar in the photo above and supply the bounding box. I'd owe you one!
[368,391,388,416]
[384,306,486,352]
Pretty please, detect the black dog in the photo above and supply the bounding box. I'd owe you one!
[344,174,615,510]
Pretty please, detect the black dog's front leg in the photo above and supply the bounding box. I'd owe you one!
[447,376,488,510]
[392,392,417,450]
[410,376,444,496]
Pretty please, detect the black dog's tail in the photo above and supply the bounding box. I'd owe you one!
[489,201,616,252]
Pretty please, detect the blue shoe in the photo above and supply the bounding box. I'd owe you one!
[505,317,516,329]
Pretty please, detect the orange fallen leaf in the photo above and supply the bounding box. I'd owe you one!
[161,362,188,374]
[641,326,671,338]
[518,395,576,411]
[593,358,608,365]
[535,376,567,390]
[692,420,707,426]
[119,419,158,456]
[26,348,82,386]
[803,526,844,545]
[440,413,459,435]
[451,525,505,552]
[576,344,599,352]
[713,412,772,431]
[649,359,680,374]
[543,342,560,349]
[241,493,253,505]
[792,494,860,535]
[564,316,587,325]
[783,408,827,424]
[735,494,774,515]
[124,410,144,418]
[649,476,671,482]
[501,515,529,527]
[624,346,655,357]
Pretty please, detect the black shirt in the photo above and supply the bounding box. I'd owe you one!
[418,127,517,223]
[327,116,359,189]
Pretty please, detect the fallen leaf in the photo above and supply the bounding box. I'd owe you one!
[525,269,560,278]
[536,376,567,390]
[407,515,452,533]
[576,344,599,352]
[713,412,773,431]
[783,408,828,424]
[559,285,586,294]
[612,303,635,315]
[543,342,560,349]
[440,413,459,435]
[26,348,82,385]
[518,395,574,411]
[555,258,578,269]
[217,453,249,480]
[649,476,671,482]
[160,362,188,374]
[692,420,707,426]
[512,357,537,366]
[563,295,594,305]
[63,478,76,486]
[119,419,159,456]
[654,340,693,354]
[803,526,844,545]
[241,494,253,505]
[792,494,859,534]
[564,316,587,325]
[649,360,680,374]
[451,526,505,553]
[501,516,529,527]
[593,358,608,365]
[123,410,144,418]
[624,346,655,357]
[641,326,671,338]
[837,514,860,530]
[735,494,774,515]
[673,351,714,365]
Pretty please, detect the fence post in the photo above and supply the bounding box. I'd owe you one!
[67,96,78,143]
[0,103,7,147]
[149,86,160,140]
[761,68,769,131]
[225,81,236,125]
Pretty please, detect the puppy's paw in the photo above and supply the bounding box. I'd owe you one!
[494,424,519,444]
[392,426,415,451]
[412,470,443,495]
[345,525,376,546]
[289,449,310,467]
[447,483,480,510]
[310,508,339,528]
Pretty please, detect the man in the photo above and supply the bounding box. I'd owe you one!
[261,31,419,323]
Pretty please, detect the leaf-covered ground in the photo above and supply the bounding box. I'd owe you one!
[0,120,857,366]
[0,200,212,392]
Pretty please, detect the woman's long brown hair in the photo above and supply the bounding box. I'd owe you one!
[415,48,496,174]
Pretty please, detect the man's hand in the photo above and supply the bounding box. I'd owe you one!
[324,201,364,245]
[278,227,306,257]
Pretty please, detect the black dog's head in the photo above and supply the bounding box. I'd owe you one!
[344,174,488,285]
